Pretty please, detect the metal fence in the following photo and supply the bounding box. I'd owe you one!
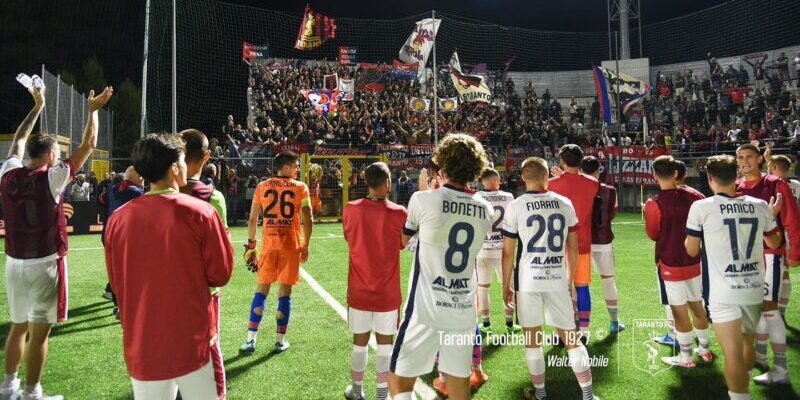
[39,66,113,156]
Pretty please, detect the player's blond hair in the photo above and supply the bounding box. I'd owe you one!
[771,155,792,172]
[433,134,488,185]
[520,157,548,183]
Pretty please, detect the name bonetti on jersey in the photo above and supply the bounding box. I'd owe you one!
[719,203,756,214]
[442,201,487,218]
[432,276,470,290]
[725,262,759,273]
[526,200,560,211]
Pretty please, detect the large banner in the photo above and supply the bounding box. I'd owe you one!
[377,144,434,169]
[593,66,650,124]
[294,5,337,50]
[586,145,670,186]
[398,18,440,77]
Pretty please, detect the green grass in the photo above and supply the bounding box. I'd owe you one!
[0,213,798,399]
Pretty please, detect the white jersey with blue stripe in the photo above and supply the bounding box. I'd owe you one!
[686,194,778,305]
[402,186,494,330]
[476,190,514,258]
[501,191,578,293]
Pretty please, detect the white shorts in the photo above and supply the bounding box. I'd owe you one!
[706,303,762,334]
[390,313,474,379]
[131,360,217,400]
[590,244,616,276]
[476,256,502,286]
[659,276,702,306]
[348,307,399,336]
[516,290,576,331]
[764,253,785,302]
[6,255,62,324]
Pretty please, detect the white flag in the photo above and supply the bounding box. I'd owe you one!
[399,18,440,69]
[449,51,461,72]
[339,78,354,101]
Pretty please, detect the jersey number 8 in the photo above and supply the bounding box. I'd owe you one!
[445,222,475,274]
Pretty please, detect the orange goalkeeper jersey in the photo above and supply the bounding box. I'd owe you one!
[253,176,310,250]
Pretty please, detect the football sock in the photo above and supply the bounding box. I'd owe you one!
[505,312,514,328]
[755,314,769,365]
[276,296,291,344]
[247,292,267,342]
[694,327,710,349]
[3,373,17,385]
[728,391,750,400]
[779,276,791,316]
[525,347,546,399]
[576,285,592,333]
[676,330,694,363]
[764,310,787,374]
[665,305,676,339]
[478,286,490,326]
[394,393,413,400]
[350,345,367,397]
[568,345,594,400]
[472,325,483,368]
[376,344,392,400]
[602,276,618,323]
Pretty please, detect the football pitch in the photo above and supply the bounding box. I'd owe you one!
[0,213,798,399]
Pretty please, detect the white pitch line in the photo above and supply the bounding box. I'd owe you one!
[299,267,439,400]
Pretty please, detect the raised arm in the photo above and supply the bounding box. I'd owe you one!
[68,87,113,171]
[9,86,46,159]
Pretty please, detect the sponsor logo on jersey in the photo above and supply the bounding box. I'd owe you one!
[432,276,470,289]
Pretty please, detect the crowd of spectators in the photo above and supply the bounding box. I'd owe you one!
[208,51,800,224]
[221,51,800,161]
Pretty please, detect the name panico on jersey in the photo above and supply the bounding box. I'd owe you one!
[403,186,494,330]
[686,194,778,305]
[477,190,514,258]
[502,191,578,293]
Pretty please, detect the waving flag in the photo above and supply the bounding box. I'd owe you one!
[593,66,650,124]
[399,18,440,78]
[301,89,344,118]
[391,59,418,80]
[295,6,337,50]
[449,51,492,103]
[339,79,354,101]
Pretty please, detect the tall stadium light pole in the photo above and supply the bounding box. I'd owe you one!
[619,0,630,60]
[431,10,439,146]
[615,32,624,208]
[171,0,177,134]
[637,0,643,59]
[40,64,46,134]
[141,0,151,138]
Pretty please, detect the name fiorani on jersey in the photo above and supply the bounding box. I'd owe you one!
[686,195,778,305]
[501,192,578,293]
[403,187,494,330]
[477,190,514,256]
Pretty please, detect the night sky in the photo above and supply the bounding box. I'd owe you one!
[0,0,730,132]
